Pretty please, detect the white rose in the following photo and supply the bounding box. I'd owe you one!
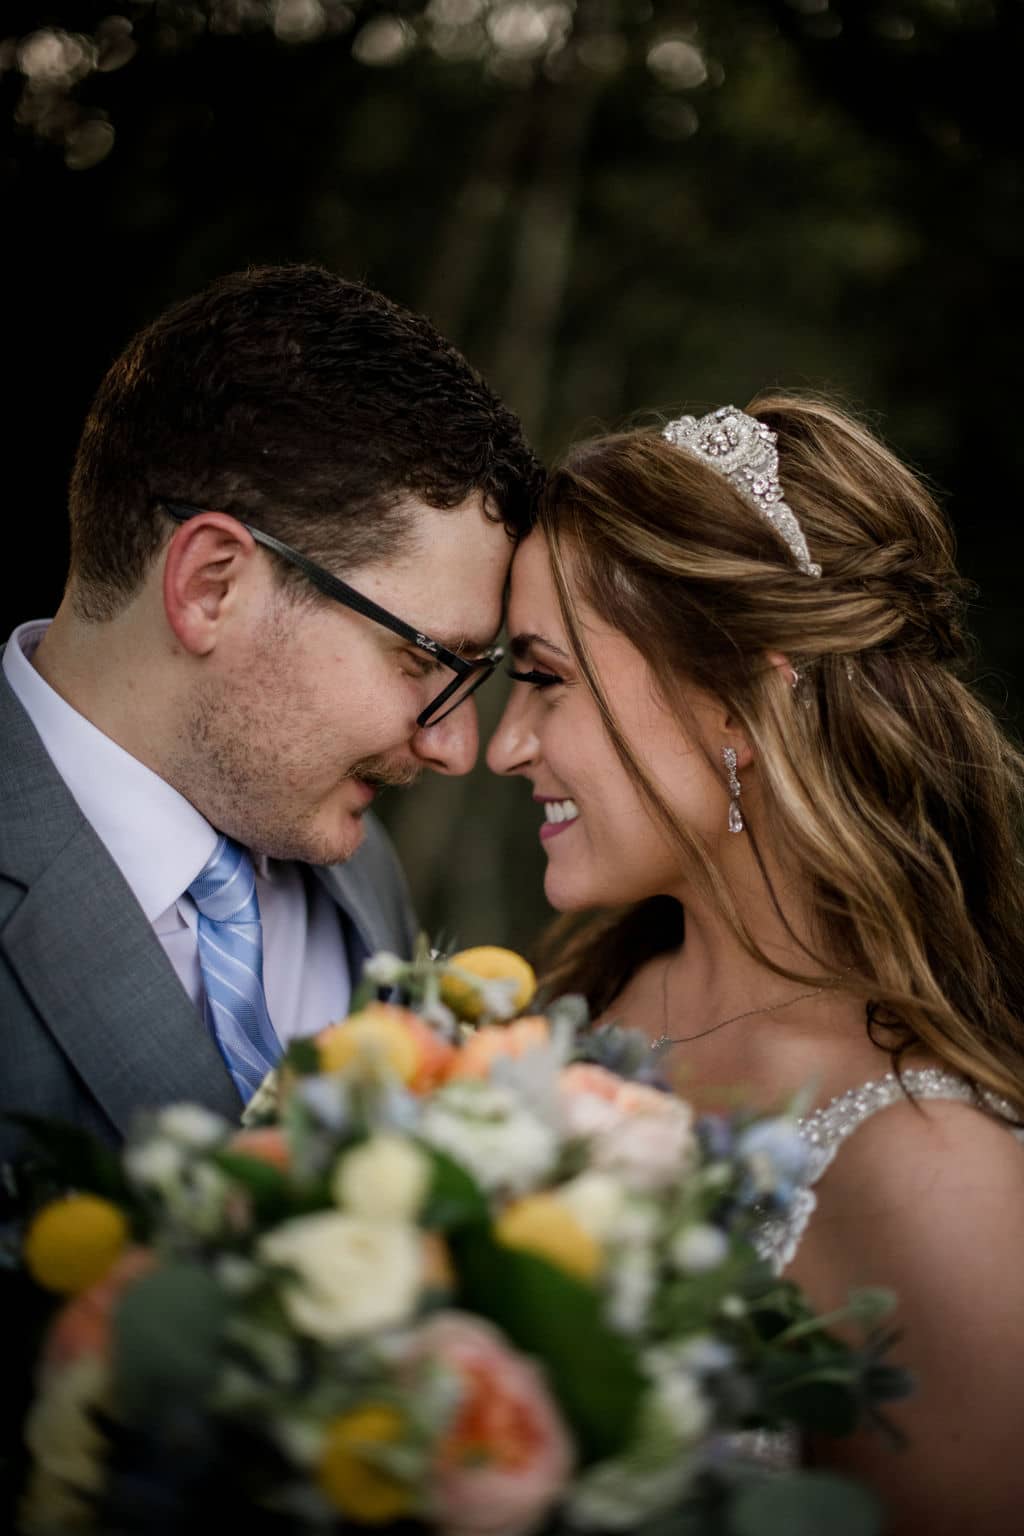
[556,1171,627,1242]
[333,1134,431,1221]
[258,1212,421,1341]
[418,1080,558,1194]
[156,1103,230,1149]
[124,1135,186,1189]
[670,1223,729,1274]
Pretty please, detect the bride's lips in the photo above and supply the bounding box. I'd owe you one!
[540,818,577,842]
[535,794,579,844]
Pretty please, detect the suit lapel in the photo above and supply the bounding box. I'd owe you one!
[0,670,241,1136]
[1,821,242,1135]
[311,860,378,977]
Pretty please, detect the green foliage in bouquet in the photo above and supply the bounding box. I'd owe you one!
[1,943,910,1536]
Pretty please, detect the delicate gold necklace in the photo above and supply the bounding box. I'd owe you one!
[650,952,831,1049]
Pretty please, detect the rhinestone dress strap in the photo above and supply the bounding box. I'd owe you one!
[754,1067,1023,1275]
[799,1067,1021,1181]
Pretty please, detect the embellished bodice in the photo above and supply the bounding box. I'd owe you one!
[754,1066,1024,1274]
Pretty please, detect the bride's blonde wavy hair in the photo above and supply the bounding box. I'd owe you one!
[536,393,1024,1111]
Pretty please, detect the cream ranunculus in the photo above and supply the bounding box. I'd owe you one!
[554,1171,628,1243]
[258,1213,422,1342]
[21,1356,110,1533]
[332,1134,431,1222]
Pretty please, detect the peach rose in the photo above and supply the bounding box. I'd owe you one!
[405,1311,573,1536]
[446,1017,550,1082]
[558,1064,695,1189]
[43,1247,158,1371]
[558,1063,682,1133]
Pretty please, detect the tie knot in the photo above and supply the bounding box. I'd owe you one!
[188,836,260,924]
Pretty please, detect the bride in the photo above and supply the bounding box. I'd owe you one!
[486,395,1024,1532]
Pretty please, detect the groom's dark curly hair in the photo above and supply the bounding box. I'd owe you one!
[68,264,543,619]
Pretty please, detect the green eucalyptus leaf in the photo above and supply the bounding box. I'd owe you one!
[112,1262,228,1424]
[284,1038,320,1075]
[452,1228,645,1462]
[212,1151,293,1221]
[419,1146,489,1229]
[728,1471,883,1536]
[757,1360,861,1437]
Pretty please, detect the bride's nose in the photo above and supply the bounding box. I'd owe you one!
[486,691,539,776]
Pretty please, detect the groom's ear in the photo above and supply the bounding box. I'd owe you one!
[162,511,261,656]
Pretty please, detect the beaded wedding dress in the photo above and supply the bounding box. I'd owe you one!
[753,1065,1024,1276]
[733,1066,1024,1472]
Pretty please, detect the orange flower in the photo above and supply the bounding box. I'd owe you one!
[44,1248,158,1370]
[446,1016,550,1082]
[227,1127,291,1172]
[402,1012,458,1094]
[405,1312,572,1536]
[315,1003,455,1094]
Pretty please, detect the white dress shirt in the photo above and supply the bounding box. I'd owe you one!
[3,621,351,1044]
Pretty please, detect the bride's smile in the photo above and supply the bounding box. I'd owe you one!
[488,531,733,913]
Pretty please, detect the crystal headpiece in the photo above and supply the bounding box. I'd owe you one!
[661,406,821,577]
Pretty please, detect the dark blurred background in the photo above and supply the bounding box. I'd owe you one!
[2,0,1022,956]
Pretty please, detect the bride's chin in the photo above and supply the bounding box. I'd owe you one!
[543,868,596,912]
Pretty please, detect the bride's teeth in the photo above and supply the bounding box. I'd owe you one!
[544,799,579,824]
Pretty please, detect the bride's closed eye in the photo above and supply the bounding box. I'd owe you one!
[506,667,564,689]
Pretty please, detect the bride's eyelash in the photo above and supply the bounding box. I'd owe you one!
[506,667,564,689]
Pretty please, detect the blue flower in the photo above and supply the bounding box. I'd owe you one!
[735,1118,809,1210]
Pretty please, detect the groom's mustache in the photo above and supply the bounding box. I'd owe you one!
[350,755,422,790]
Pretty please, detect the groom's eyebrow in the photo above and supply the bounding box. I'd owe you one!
[430,626,502,658]
[509,632,571,662]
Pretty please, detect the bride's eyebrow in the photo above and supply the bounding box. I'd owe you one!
[509,632,571,663]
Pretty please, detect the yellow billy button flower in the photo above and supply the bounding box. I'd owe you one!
[316,1404,414,1523]
[316,1005,420,1085]
[495,1193,603,1282]
[441,947,537,1023]
[24,1195,130,1295]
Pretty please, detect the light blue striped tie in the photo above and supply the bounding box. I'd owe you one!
[188,836,282,1104]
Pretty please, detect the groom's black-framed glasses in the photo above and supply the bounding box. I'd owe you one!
[161,501,504,727]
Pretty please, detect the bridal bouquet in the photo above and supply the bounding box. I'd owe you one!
[4,945,907,1536]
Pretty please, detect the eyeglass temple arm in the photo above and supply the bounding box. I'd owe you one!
[162,500,472,669]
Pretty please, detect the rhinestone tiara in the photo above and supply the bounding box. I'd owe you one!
[661,406,821,578]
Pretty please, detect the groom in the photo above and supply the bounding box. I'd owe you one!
[0,264,541,1158]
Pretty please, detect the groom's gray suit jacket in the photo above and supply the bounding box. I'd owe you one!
[0,670,417,1160]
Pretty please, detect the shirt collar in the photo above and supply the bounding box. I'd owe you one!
[3,620,219,920]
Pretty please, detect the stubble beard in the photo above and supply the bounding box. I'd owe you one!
[170,686,422,866]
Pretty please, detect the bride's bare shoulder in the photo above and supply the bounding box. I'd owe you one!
[792,1086,1024,1311]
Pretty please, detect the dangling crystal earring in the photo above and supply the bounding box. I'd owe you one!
[722,746,744,834]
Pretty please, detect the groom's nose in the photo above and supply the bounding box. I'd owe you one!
[486,694,538,776]
[412,698,480,776]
